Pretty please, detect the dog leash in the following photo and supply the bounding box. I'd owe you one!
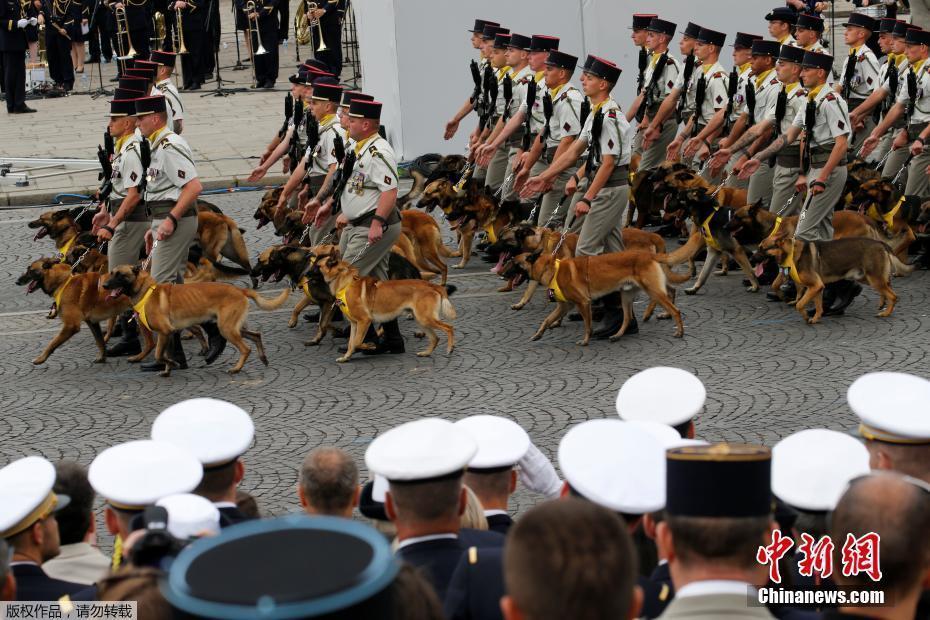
[542,194,570,229]
[495,172,515,198]
[872,149,892,171]
[141,239,158,271]
[348,242,370,264]
[775,190,800,217]
[70,241,107,273]
[526,194,543,224]
[709,170,735,198]
[890,154,912,188]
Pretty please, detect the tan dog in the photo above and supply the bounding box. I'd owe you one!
[513,250,688,345]
[28,210,82,253]
[17,259,131,364]
[102,265,290,376]
[758,234,912,324]
[197,211,255,286]
[400,209,455,284]
[314,256,457,362]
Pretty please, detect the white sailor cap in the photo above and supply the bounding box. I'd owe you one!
[772,429,871,512]
[156,493,221,540]
[848,372,930,444]
[365,418,477,482]
[615,367,706,428]
[558,419,666,514]
[627,420,684,448]
[89,440,203,511]
[454,415,531,471]
[0,456,70,539]
[152,398,255,468]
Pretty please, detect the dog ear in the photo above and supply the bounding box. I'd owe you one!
[673,171,693,182]
[41,259,54,269]
[748,200,762,214]
[52,210,70,220]
[526,251,542,264]
[132,265,141,275]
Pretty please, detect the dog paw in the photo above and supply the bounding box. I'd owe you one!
[452,264,466,269]
[608,335,622,343]
[684,287,698,296]
[303,340,320,347]
[336,356,351,363]
[94,357,106,364]
[227,368,242,374]
[530,334,542,342]
[511,303,525,310]
[674,330,684,338]
[160,370,171,378]
[746,285,759,293]
[656,313,671,321]
[576,339,590,346]
[32,357,46,365]
[287,320,297,328]
[416,351,432,357]
[414,331,425,339]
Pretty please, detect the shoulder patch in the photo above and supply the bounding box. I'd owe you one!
[607,110,617,118]
[712,71,725,79]
[825,93,836,101]
[368,145,378,154]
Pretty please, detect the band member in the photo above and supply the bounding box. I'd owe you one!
[239,0,277,88]
[64,0,84,73]
[173,0,204,90]
[306,0,342,75]
[44,0,75,90]
[111,0,153,62]
[1,0,35,112]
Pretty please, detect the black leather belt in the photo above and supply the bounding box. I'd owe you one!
[108,199,150,222]
[907,122,929,141]
[147,201,194,219]
[776,153,802,169]
[601,165,630,188]
[350,208,400,228]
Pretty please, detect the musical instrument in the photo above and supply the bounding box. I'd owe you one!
[244,0,268,88]
[294,0,311,46]
[152,10,165,50]
[114,5,137,60]
[171,3,188,54]
[306,1,326,52]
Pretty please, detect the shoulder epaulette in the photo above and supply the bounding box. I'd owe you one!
[607,110,617,118]
[825,93,836,101]
[712,71,726,79]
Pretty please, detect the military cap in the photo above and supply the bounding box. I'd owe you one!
[311,82,344,103]
[89,439,202,511]
[696,27,726,47]
[545,50,578,71]
[646,17,676,37]
[302,58,332,73]
[0,457,70,539]
[559,419,666,514]
[113,87,145,100]
[506,33,532,51]
[843,12,878,31]
[340,90,373,108]
[906,28,930,46]
[893,20,912,37]
[134,59,159,74]
[682,22,703,39]
[348,99,382,120]
[800,50,834,71]
[358,478,389,521]
[772,430,870,513]
[288,70,312,85]
[752,40,782,57]
[733,32,764,49]
[529,34,559,52]
[118,76,148,92]
[152,399,254,469]
[492,33,511,49]
[616,367,705,429]
[454,415,531,471]
[796,13,825,32]
[108,99,137,117]
[125,68,154,83]
[765,7,798,24]
[779,44,806,64]
[666,443,772,518]
[468,18,499,34]
[582,55,621,83]
[482,24,508,40]
[149,50,177,68]
[631,13,657,30]
[156,493,221,540]
[878,18,898,34]
[848,372,930,444]
[366,418,476,482]
[163,515,399,619]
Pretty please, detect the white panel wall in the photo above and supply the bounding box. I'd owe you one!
[355,0,775,160]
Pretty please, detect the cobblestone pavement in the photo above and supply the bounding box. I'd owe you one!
[1,191,929,542]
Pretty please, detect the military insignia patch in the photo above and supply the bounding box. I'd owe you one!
[837,120,845,130]
[129,172,137,181]
[384,175,392,185]
[716,95,723,104]
[563,122,571,131]
[178,170,186,179]
[607,139,614,149]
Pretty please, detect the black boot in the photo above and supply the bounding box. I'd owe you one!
[363,319,406,355]
[141,332,188,372]
[201,321,227,365]
[106,312,141,357]
[592,293,627,340]
[822,281,862,317]
[767,280,796,302]
[304,306,343,323]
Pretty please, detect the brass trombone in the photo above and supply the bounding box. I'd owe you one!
[114,5,137,60]
[244,0,268,88]
[306,2,326,53]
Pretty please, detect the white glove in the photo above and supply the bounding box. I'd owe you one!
[29,17,38,26]
[16,18,29,28]
[516,442,563,499]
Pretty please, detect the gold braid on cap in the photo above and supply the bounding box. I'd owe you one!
[1,492,58,539]
[666,443,771,462]
[858,423,930,446]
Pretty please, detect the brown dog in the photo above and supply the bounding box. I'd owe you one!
[28,210,83,254]
[513,250,688,345]
[400,209,455,284]
[728,201,884,244]
[197,211,255,286]
[850,178,919,260]
[102,265,290,376]
[758,234,913,324]
[314,256,457,362]
[16,259,131,364]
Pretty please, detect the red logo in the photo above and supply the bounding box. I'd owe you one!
[841,533,882,582]
[797,533,834,579]
[757,530,882,584]
[756,529,794,584]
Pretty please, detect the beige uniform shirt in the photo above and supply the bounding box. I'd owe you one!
[340,134,398,220]
[579,98,632,168]
[304,114,343,175]
[155,79,185,125]
[728,62,754,123]
[792,85,851,147]
[839,45,881,101]
[144,127,198,203]
[765,82,807,135]
[895,58,930,123]
[517,71,548,134]
[694,62,729,125]
[110,133,143,200]
[544,83,584,149]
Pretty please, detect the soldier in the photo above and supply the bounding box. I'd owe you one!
[715,45,808,219]
[863,28,930,200]
[515,50,583,228]
[794,12,828,53]
[150,50,184,133]
[0,0,35,113]
[713,32,763,191]
[641,22,702,159]
[172,0,205,90]
[311,99,406,354]
[669,28,729,172]
[766,6,798,47]
[241,0,278,88]
[152,398,258,527]
[94,98,148,357]
[0,457,86,601]
[481,31,515,194]
[443,18,499,141]
[630,18,681,170]
[134,94,224,370]
[836,13,880,153]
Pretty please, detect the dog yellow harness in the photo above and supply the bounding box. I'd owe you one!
[52,275,75,310]
[57,236,77,262]
[335,283,356,322]
[779,242,801,284]
[701,210,722,251]
[769,216,783,238]
[483,224,498,244]
[133,285,158,330]
[866,196,903,232]
[547,260,568,302]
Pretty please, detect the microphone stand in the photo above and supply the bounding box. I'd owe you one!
[87,0,112,98]
[232,0,246,70]
[201,0,246,96]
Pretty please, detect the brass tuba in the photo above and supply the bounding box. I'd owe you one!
[152,11,166,50]
[294,0,311,46]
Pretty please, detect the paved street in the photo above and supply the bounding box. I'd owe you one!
[2,191,929,544]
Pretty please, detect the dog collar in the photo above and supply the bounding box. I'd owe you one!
[866,196,903,232]
[779,242,801,284]
[483,223,498,244]
[701,209,723,252]
[133,284,158,330]
[769,216,783,238]
[298,278,313,300]
[57,236,77,261]
[52,275,75,311]
[547,259,568,303]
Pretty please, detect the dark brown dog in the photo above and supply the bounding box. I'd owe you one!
[28,210,83,254]
[197,210,255,286]
[17,259,131,364]
[102,265,290,376]
[850,178,919,260]
[400,209,455,284]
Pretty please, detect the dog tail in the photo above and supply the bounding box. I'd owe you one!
[439,287,457,320]
[444,284,458,297]
[657,231,705,266]
[887,248,915,277]
[438,242,456,257]
[244,287,290,310]
[661,262,693,285]
[211,260,251,279]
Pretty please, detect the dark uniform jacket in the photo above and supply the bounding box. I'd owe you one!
[11,563,87,601]
[0,0,27,51]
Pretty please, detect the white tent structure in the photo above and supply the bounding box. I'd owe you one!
[354,0,775,160]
